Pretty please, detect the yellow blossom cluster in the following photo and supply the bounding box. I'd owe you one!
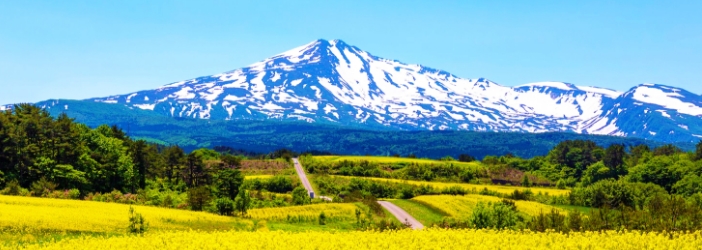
[336,176,570,196]
[412,195,565,218]
[0,195,237,234]
[4,228,701,250]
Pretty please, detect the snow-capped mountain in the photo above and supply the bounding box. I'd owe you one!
[5,39,702,142]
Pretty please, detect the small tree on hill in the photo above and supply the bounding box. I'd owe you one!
[215,197,235,216]
[318,211,327,225]
[234,186,251,216]
[128,206,148,234]
[521,175,531,187]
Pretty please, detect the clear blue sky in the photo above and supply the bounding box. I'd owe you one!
[1,0,701,104]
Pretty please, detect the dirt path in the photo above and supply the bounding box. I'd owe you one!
[292,158,332,201]
[377,201,425,230]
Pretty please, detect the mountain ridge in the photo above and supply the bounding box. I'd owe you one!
[3,39,702,142]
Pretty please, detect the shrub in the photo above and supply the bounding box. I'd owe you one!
[162,195,174,208]
[215,197,235,215]
[0,179,26,196]
[318,211,327,225]
[292,187,311,205]
[30,177,57,197]
[265,176,295,193]
[127,206,148,234]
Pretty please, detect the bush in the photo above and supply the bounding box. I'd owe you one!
[45,189,81,199]
[465,201,521,230]
[215,197,235,215]
[265,176,295,193]
[318,211,327,225]
[162,195,174,208]
[508,189,533,201]
[0,179,27,196]
[292,187,311,205]
[127,206,148,234]
[30,177,57,197]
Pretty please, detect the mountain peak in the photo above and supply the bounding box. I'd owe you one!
[22,39,699,143]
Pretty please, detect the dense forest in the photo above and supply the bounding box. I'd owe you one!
[0,104,302,215]
[39,100,693,159]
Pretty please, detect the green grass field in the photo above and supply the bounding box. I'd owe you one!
[387,199,448,225]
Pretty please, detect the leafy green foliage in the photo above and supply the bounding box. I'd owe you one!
[213,168,244,200]
[234,187,251,216]
[187,186,211,211]
[292,186,311,205]
[214,197,235,216]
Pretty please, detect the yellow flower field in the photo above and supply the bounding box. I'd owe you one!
[0,195,239,234]
[244,175,274,180]
[247,203,358,222]
[4,228,701,250]
[411,195,564,218]
[335,176,570,196]
[313,155,482,168]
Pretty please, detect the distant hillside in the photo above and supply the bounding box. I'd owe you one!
[35,100,693,159]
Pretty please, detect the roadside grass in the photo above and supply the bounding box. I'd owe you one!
[387,199,448,225]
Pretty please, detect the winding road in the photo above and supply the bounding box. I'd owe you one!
[377,201,425,229]
[292,158,423,229]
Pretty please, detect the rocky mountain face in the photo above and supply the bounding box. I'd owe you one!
[4,39,702,142]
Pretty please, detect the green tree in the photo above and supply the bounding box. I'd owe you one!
[163,146,185,183]
[187,186,211,211]
[184,152,209,187]
[292,186,311,205]
[220,154,242,169]
[469,202,492,229]
[581,161,611,185]
[672,174,702,197]
[213,168,244,200]
[603,144,627,177]
[214,197,235,216]
[491,202,518,229]
[521,175,531,187]
[234,187,251,216]
[459,154,476,162]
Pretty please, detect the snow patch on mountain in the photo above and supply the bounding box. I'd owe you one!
[4,39,699,143]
